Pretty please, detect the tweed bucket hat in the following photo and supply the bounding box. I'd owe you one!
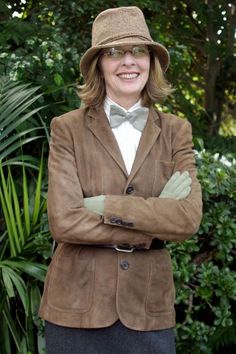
[80,6,170,78]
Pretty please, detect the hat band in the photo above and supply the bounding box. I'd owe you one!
[95,33,153,46]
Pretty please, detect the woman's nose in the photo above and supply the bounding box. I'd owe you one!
[121,51,136,65]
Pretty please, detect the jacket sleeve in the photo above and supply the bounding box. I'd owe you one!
[103,120,203,242]
[47,116,152,248]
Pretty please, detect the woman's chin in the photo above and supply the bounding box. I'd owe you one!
[117,87,142,99]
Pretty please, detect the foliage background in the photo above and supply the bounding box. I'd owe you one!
[0,0,235,353]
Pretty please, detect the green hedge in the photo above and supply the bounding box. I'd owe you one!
[169,150,236,353]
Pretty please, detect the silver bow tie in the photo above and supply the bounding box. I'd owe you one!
[109,105,149,132]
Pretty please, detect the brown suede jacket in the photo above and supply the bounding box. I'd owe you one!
[39,106,202,330]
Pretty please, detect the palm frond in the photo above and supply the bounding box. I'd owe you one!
[0,77,47,162]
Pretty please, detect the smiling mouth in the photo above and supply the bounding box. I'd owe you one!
[117,73,139,79]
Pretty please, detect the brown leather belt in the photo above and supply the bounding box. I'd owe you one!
[83,238,165,253]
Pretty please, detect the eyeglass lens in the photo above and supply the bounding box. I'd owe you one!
[103,46,149,58]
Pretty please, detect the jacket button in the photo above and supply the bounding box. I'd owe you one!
[126,185,134,194]
[120,260,130,270]
[110,217,118,224]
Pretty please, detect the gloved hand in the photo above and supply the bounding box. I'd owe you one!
[159,171,192,200]
[83,195,105,215]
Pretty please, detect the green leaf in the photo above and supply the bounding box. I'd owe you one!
[3,307,21,351]
[54,73,64,86]
[0,155,40,169]
[2,266,15,298]
[22,163,30,237]
[1,104,44,139]
[37,334,46,354]
[0,127,44,151]
[9,170,25,247]
[0,78,46,161]
[0,136,45,161]
[2,260,47,282]
[0,313,12,354]
[8,267,29,315]
[0,164,18,256]
[1,265,29,315]
[30,284,42,325]
[0,230,9,261]
[19,337,28,354]
[32,151,44,227]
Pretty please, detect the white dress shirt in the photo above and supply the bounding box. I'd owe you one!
[104,97,148,174]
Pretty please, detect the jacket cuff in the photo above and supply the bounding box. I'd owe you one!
[104,195,135,228]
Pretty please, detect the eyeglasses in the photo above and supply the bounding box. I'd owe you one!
[102,46,150,59]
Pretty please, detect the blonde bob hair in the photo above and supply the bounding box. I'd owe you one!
[78,50,174,107]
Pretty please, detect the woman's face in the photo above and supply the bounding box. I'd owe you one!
[99,45,150,107]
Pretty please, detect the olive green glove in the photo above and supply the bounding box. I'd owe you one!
[83,195,105,215]
[159,171,192,200]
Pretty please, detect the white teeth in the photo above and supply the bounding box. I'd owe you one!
[118,73,139,79]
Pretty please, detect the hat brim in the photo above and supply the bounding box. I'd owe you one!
[80,37,170,78]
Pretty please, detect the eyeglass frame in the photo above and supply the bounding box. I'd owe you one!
[101,46,151,59]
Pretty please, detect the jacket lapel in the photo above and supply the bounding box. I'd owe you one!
[87,107,128,176]
[127,107,161,184]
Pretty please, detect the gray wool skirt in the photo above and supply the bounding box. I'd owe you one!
[45,320,176,354]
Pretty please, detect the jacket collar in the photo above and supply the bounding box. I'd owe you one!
[87,106,161,181]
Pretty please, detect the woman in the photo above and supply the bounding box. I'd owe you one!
[39,6,202,354]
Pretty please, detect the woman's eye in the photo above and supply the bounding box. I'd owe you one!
[133,47,148,56]
[110,49,123,57]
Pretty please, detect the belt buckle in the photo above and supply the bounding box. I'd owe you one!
[115,245,135,253]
